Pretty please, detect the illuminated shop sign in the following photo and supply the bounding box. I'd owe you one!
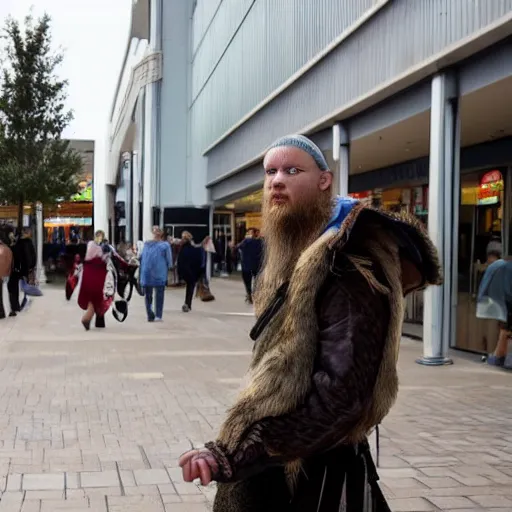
[44,217,93,226]
[477,170,503,206]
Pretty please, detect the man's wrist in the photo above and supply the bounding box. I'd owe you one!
[204,441,234,482]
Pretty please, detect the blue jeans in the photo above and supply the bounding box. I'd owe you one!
[144,286,165,320]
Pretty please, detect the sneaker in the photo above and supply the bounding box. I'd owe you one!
[487,354,506,367]
[504,355,512,370]
[148,310,156,322]
[8,311,16,317]
[20,297,32,312]
[154,317,163,322]
[182,304,190,313]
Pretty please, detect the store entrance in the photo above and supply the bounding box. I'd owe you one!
[455,169,507,353]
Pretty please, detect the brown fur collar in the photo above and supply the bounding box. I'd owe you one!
[217,204,441,468]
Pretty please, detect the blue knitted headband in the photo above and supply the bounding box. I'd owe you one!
[267,134,329,171]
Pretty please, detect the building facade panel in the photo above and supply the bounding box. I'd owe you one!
[191,0,255,101]
[348,80,432,141]
[192,0,223,54]
[210,163,263,203]
[458,38,512,95]
[205,0,512,186]
[190,0,380,155]
[159,0,196,207]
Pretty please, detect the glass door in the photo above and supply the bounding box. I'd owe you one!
[213,211,234,276]
[455,170,506,353]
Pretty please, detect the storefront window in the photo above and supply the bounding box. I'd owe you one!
[349,184,429,224]
[455,169,506,353]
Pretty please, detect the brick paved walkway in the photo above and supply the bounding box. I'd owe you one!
[0,278,510,511]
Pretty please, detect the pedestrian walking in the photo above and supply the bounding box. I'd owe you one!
[140,227,172,322]
[177,231,202,312]
[238,227,263,304]
[179,134,441,511]
[477,254,512,369]
[78,230,131,330]
[0,227,13,320]
[196,236,215,302]
[8,228,36,316]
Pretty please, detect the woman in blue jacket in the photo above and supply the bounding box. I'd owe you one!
[140,227,173,322]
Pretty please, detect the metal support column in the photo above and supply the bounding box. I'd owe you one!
[206,204,214,283]
[448,98,461,349]
[503,167,511,256]
[35,202,46,284]
[332,123,349,197]
[123,153,133,244]
[417,73,458,366]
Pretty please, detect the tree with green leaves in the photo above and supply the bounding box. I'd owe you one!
[0,12,83,228]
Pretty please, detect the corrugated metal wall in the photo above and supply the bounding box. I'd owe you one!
[192,0,255,102]
[204,0,512,184]
[190,0,378,155]
[192,0,223,54]
[159,0,195,207]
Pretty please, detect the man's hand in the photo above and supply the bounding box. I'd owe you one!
[179,448,218,486]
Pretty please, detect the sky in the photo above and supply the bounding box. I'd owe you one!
[0,0,133,144]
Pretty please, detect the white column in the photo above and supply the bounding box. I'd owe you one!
[109,187,116,245]
[35,202,46,284]
[132,150,141,242]
[93,138,109,233]
[332,123,349,197]
[417,73,457,366]
[93,180,109,235]
[159,207,164,230]
[141,0,162,242]
[142,84,155,242]
[122,154,133,243]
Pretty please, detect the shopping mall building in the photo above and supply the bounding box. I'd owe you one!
[98,0,512,363]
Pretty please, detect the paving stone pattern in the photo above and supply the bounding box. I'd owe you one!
[0,279,510,511]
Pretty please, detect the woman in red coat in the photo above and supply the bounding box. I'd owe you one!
[78,230,113,330]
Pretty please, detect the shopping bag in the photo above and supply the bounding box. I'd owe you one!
[0,243,13,279]
[21,278,43,297]
[65,273,79,301]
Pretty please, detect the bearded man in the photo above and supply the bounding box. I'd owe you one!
[179,135,441,511]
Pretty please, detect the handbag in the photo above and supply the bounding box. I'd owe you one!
[21,278,43,297]
[105,259,131,323]
[65,272,79,301]
[196,276,215,302]
[0,243,12,279]
[205,239,216,253]
[65,259,82,301]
